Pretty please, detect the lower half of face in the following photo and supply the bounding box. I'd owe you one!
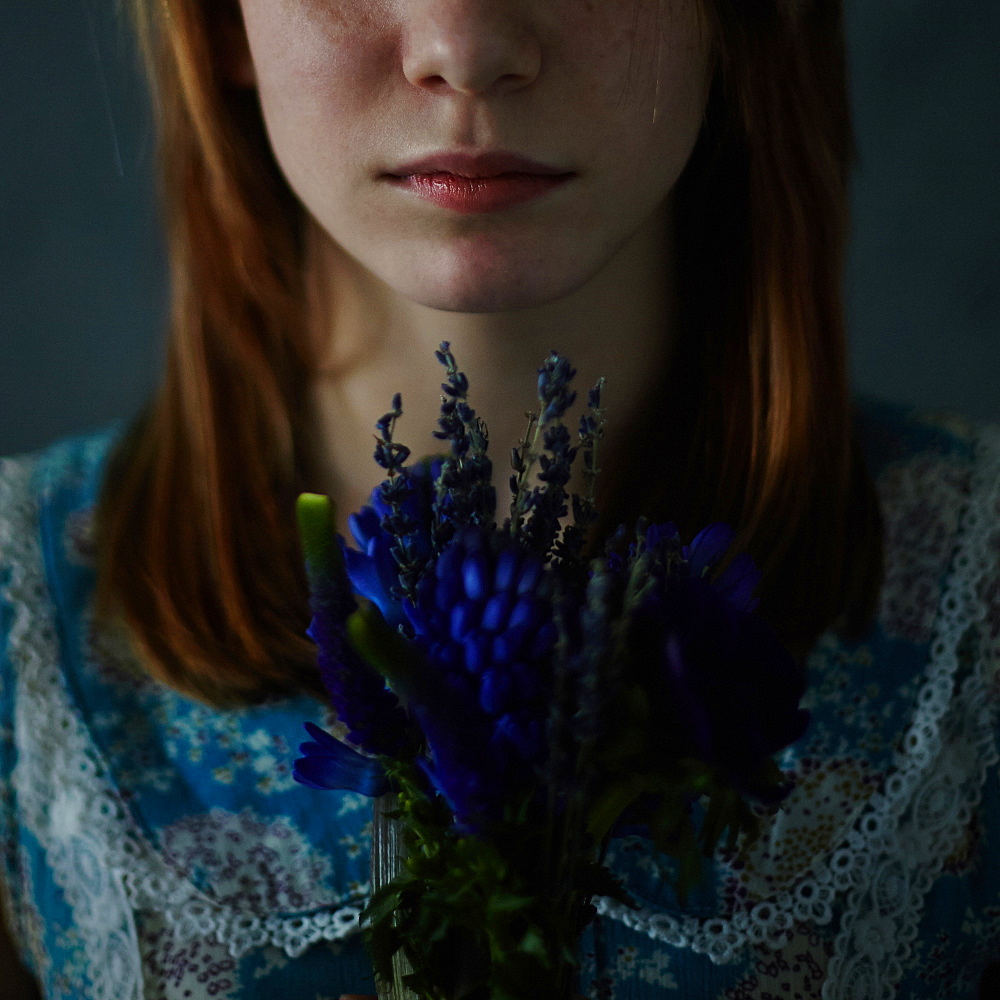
[240,0,715,313]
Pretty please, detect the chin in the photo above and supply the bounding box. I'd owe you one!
[386,245,597,314]
[406,283,562,314]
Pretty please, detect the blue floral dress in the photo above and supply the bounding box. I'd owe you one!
[1,394,999,1000]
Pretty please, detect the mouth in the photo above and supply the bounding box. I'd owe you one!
[381,149,576,215]
[387,150,574,180]
[384,171,574,214]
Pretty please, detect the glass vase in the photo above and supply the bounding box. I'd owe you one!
[371,791,419,1000]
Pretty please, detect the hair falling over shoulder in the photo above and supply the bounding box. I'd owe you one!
[93,0,884,706]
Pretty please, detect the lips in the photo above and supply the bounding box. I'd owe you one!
[386,172,572,213]
[388,150,573,180]
[383,149,576,214]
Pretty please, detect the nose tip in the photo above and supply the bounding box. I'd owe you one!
[415,71,532,99]
[401,17,541,98]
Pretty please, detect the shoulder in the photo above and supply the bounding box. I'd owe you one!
[1,421,127,586]
[0,427,126,986]
[852,391,999,477]
[1,421,126,520]
[0,446,44,694]
[1,422,128,705]
[851,393,1000,651]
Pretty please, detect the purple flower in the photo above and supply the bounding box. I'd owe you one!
[639,575,809,802]
[685,522,761,615]
[306,599,415,760]
[296,492,415,761]
[430,342,495,553]
[293,722,390,797]
[343,458,442,630]
[400,527,558,832]
[536,352,577,425]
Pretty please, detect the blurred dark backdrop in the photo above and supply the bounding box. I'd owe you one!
[2,0,998,456]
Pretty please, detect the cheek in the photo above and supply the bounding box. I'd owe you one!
[563,0,712,123]
[240,1,393,163]
[572,0,712,185]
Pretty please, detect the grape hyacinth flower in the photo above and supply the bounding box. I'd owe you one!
[401,527,558,831]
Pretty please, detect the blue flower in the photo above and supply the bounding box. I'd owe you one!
[399,527,558,832]
[293,722,390,797]
[637,575,809,802]
[297,492,415,760]
[341,507,404,628]
[685,522,761,614]
[343,458,442,630]
[306,604,415,760]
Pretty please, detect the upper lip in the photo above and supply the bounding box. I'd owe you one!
[387,151,573,179]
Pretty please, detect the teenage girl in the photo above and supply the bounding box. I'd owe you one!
[2,1,998,997]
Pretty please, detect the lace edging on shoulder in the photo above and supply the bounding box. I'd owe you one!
[0,454,365,1000]
[0,455,42,963]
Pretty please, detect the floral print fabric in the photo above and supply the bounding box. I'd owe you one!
[1,393,998,999]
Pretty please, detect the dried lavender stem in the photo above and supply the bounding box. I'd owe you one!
[581,377,605,510]
[508,411,541,538]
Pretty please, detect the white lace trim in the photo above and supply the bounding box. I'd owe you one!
[0,456,366,1000]
[594,420,1000,990]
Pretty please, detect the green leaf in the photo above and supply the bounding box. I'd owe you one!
[346,602,428,694]
[365,920,403,982]
[518,927,550,960]
[361,883,405,926]
[586,774,648,842]
[487,892,535,916]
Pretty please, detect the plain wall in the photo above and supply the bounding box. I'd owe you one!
[2,0,998,457]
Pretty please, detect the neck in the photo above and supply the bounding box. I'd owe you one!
[303,198,679,539]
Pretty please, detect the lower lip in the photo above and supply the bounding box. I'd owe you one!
[386,172,573,213]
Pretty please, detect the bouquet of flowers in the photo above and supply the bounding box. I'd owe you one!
[292,343,810,1000]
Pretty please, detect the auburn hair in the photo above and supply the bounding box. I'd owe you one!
[93,0,884,706]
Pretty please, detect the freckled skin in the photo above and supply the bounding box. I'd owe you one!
[233,0,714,313]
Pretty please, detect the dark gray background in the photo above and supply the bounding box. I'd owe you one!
[2,0,998,457]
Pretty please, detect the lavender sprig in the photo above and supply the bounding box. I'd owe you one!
[579,379,606,522]
[373,394,425,605]
[538,353,578,426]
[569,558,616,785]
[507,410,539,537]
[553,378,606,572]
[509,353,578,558]
[430,341,495,555]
